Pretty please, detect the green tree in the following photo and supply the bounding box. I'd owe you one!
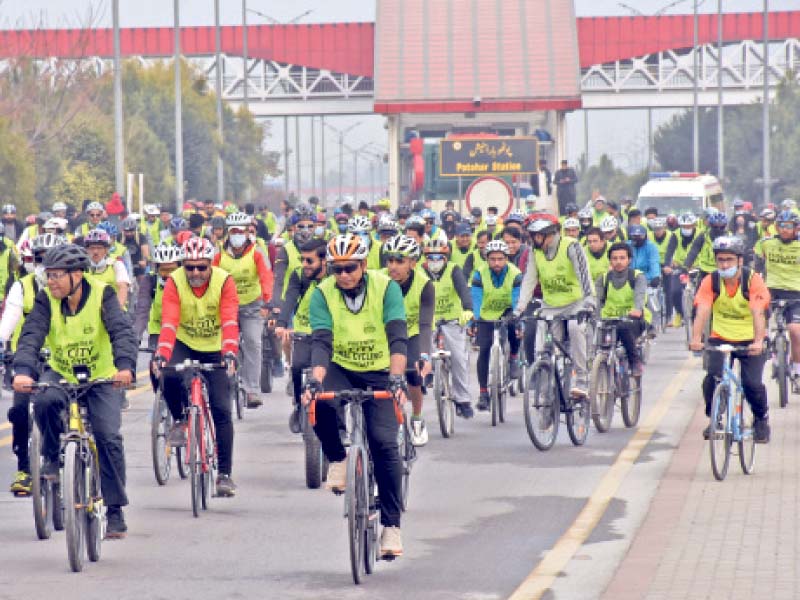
[51,162,112,207]
[0,117,37,214]
[576,154,648,205]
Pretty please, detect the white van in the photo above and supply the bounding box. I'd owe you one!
[636,173,725,216]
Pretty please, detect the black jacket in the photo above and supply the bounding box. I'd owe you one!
[14,278,137,379]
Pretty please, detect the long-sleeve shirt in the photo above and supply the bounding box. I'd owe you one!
[628,240,661,282]
[212,243,274,304]
[471,265,522,320]
[277,270,320,328]
[398,272,434,356]
[595,269,647,313]
[270,245,290,305]
[0,280,26,342]
[156,273,240,361]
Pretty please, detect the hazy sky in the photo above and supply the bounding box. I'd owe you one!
[1,0,795,186]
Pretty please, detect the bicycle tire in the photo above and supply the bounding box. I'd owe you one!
[151,392,172,486]
[85,454,102,562]
[233,378,244,420]
[524,362,559,451]
[433,362,452,438]
[443,365,455,436]
[189,411,201,518]
[709,384,732,481]
[566,395,590,446]
[175,446,188,480]
[202,408,216,509]
[738,395,756,475]
[590,356,614,433]
[682,289,693,348]
[622,373,642,428]
[52,482,64,531]
[776,335,789,408]
[364,466,378,575]
[63,442,86,572]
[400,415,413,511]
[499,355,508,422]
[30,422,52,540]
[260,327,274,394]
[347,447,366,584]
[489,346,500,427]
[303,429,324,489]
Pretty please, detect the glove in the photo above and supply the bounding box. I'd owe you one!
[459,310,474,327]
[387,374,408,402]
[224,351,238,376]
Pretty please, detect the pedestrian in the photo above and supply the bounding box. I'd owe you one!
[554,159,579,216]
[531,159,552,198]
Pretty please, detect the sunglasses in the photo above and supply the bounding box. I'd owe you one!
[296,224,314,231]
[425,253,445,261]
[777,223,796,229]
[301,257,318,265]
[184,264,209,273]
[330,263,359,275]
[34,255,44,264]
[88,212,103,218]
[46,271,69,281]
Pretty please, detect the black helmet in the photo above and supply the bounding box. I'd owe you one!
[565,203,578,213]
[210,216,226,229]
[470,207,482,217]
[43,243,90,271]
[396,205,411,218]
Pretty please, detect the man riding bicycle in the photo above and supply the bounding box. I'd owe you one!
[689,236,771,443]
[303,233,408,558]
[152,237,240,497]
[12,244,136,538]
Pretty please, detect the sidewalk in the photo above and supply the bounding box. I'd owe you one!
[603,378,800,600]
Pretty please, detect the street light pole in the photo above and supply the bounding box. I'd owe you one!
[283,116,289,199]
[339,133,344,202]
[353,148,358,201]
[762,0,771,207]
[295,117,301,199]
[215,0,224,204]
[242,0,248,111]
[310,117,316,198]
[321,116,326,205]
[717,0,724,180]
[112,0,124,198]
[692,0,700,172]
[174,0,184,212]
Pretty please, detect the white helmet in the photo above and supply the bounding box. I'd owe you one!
[578,208,593,220]
[327,233,369,261]
[382,234,421,259]
[86,202,104,213]
[424,234,450,254]
[52,202,68,212]
[182,237,215,261]
[650,217,667,229]
[600,216,619,233]
[347,215,372,234]
[406,215,425,227]
[225,212,252,228]
[143,204,161,216]
[31,233,66,254]
[43,217,68,232]
[376,215,399,233]
[563,217,580,229]
[677,213,697,226]
[152,243,184,264]
[781,198,796,210]
[484,240,509,256]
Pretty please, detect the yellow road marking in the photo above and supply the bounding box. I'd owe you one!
[508,355,699,600]
[0,422,10,431]
[0,434,10,448]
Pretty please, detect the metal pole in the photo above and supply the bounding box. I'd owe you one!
[762,0,770,207]
[112,0,124,197]
[647,108,653,173]
[215,0,224,203]
[339,133,344,202]
[242,0,248,110]
[717,0,724,180]
[174,0,184,211]
[692,0,700,172]
[310,117,316,197]
[283,116,289,199]
[295,117,301,199]
[583,110,589,165]
[353,150,358,201]
[458,177,463,214]
[321,116,326,205]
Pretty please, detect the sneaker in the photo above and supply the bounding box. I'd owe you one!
[246,392,262,408]
[630,361,643,377]
[9,471,32,496]
[456,402,474,419]
[702,424,712,440]
[477,392,490,412]
[509,360,520,380]
[105,506,127,539]
[570,384,589,399]
[325,459,347,493]
[672,314,682,328]
[754,418,771,444]
[288,405,302,434]
[168,421,187,447]
[380,526,403,558]
[216,473,237,497]
[409,417,429,447]
[792,373,800,394]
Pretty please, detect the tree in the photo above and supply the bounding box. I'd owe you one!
[576,153,649,205]
[50,162,112,207]
[0,117,37,214]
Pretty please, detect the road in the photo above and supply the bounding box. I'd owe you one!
[0,330,705,599]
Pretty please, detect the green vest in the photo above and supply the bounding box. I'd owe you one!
[258,212,277,235]
[534,238,583,307]
[696,235,717,273]
[367,240,382,270]
[171,266,229,352]
[45,278,115,382]
[382,268,428,338]
[292,268,321,335]
[318,271,392,372]
[219,245,261,305]
[477,263,520,320]
[282,240,302,298]
[451,243,473,268]
[470,248,487,276]
[431,262,462,321]
[761,238,800,292]
[0,246,11,301]
[673,232,697,266]
[651,232,673,264]
[600,269,651,323]
[148,279,165,335]
[11,274,36,352]
[712,276,753,342]
[89,262,118,292]
[587,245,610,287]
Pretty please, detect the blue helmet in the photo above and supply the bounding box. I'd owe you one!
[776,210,799,225]
[707,212,729,228]
[97,220,119,238]
[454,222,472,236]
[170,217,188,232]
[628,224,647,238]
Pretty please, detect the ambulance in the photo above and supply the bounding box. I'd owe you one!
[636,172,725,216]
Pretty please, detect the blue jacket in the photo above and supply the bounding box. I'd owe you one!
[628,239,661,282]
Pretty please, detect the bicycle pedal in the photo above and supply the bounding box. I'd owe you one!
[381,553,398,562]
[331,489,345,496]
[12,490,31,498]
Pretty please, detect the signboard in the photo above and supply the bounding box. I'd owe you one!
[465,177,514,218]
[439,137,538,177]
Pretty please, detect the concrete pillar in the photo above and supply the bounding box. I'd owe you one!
[387,115,401,210]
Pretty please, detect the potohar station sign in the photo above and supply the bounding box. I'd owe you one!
[439,137,538,177]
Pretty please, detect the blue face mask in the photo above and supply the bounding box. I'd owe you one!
[717,266,738,279]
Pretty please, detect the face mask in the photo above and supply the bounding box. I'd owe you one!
[90,257,107,270]
[35,265,46,286]
[717,266,738,279]
[23,261,34,274]
[314,226,325,238]
[427,259,445,274]
[229,234,247,248]
[681,227,694,237]
[293,231,312,245]
[338,224,347,233]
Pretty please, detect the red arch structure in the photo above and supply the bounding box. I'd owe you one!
[0,11,798,75]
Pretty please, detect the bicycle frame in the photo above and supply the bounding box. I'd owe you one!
[719,355,746,440]
[536,316,574,408]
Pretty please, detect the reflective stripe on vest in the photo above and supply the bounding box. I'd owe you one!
[534,238,583,307]
[477,263,520,321]
[171,266,229,352]
[219,245,261,305]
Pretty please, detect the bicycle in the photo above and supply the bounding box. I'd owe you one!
[678,267,700,348]
[646,284,666,335]
[29,373,114,572]
[431,319,456,438]
[308,388,402,585]
[768,299,798,408]
[706,344,756,481]
[481,315,517,427]
[161,360,224,518]
[29,401,64,540]
[395,399,416,511]
[589,318,643,433]
[232,334,247,420]
[524,311,591,450]
[298,366,328,489]
[260,320,276,394]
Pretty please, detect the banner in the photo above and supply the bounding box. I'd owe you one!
[439,137,538,177]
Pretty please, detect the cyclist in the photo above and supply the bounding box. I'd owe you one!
[562,217,581,240]
[463,230,490,281]
[84,229,130,309]
[759,211,800,384]
[1,204,23,241]
[591,196,610,226]
[577,208,594,239]
[756,208,777,241]
[585,227,610,289]
[451,222,475,269]
[2,233,65,495]
[685,212,729,279]
[600,216,626,243]
[0,230,18,302]
[595,242,649,376]
[502,226,530,273]
[151,237,240,497]
[12,244,136,537]
[140,204,163,245]
[516,218,596,397]
[484,215,500,240]
[470,240,522,411]
[383,234,434,445]
[627,225,661,283]
[133,243,183,348]
[121,216,150,282]
[348,215,382,270]
[75,202,105,238]
[689,236,771,443]
[303,233,408,558]
[669,213,701,328]
[422,235,474,418]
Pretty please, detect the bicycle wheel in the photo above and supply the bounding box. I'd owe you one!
[709,384,732,481]
[776,335,789,408]
[590,357,614,433]
[364,466,378,575]
[201,414,216,509]
[443,365,456,436]
[233,377,245,420]
[175,445,188,480]
[303,407,325,488]
[499,355,508,423]
[433,362,453,438]
[85,454,102,562]
[260,327,274,394]
[63,442,86,572]
[346,447,366,584]
[30,422,52,540]
[566,394,590,446]
[682,290,693,347]
[738,394,756,475]
[489,345,500,427]
[399,415,414,511]
[151,392,172,485]
[189,411,202,518]
[622,372,642,428]
[524,362,560,451]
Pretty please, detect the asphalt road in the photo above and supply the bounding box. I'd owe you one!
[0,330,705,599]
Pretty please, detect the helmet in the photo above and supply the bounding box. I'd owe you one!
[152,243,184,264]
[406,215,425,227]
[44,244,90,271]
[31,233,66,254]
[707,212,729,228]
[600,216,619,233]
[2,204,16,214]
[424,235,450,254]
[347,215,372,234]
[377,215,399,234]
[86,202,104,213]
[563,218,580,229]
[650,217,667,229]
[170,217,188,232]
[121,217,138,231]
[382,235,421,259]
[376,198,391,210]
[396,205,411,219]
[703,206,719,218]
[484,215,498,227]
[52,202,68,212]
[781,198,796,210]
[760,208,776,220]
[484,240,509,256]
[43,217,68,232]
[454,223,471,236]
[182,237,215,261]
[97,221,119,237]
[83,229,111,247]
[327,233,369,261]
[37,211,53,224]
[143,204,161,216]
[628,224,647,239]
[470,207,482,217]
[210,216,226,229]
[776,210,798,225]
[294,203,314,219]
[712,236,744,256]
[505,210,526,224]
[565,203,578,214]
[666,214,678,228]
[733,199,745,209]
[224,204,238,215]
[578,208,593,220]
[226,212,252,228]
[677,213,697,226]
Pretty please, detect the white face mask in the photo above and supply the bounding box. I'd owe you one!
[681,227,694,237]
[90,257,107,270]
[229,234,247,248]
[314,226,326,238]
[23,261,35,275]
[427,259,445,274]
[34,264,46,285]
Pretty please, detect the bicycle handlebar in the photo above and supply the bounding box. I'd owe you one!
[162,359,226,373]
[309,389,399,428]
[29,378,115,393]
[706,343,753,353]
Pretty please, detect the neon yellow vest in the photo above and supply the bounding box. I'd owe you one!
[171,266,229,352]
[282,240,301,298]
[219,245,261,305]
[761,238,800,292]
[431,262,462,321]
[651,232,672,264]
[451,243,473,268]
[89,261,118,292]
[11,274,36,352]
[712,276,754,342]
[586,244,610,286]
[382,267,428,338]
[696,235,717,273]
[148,280,165,335]
[292,267,321,335]
[0,246,11,301]
[673,232,697,266]
[534,238,583,307]
[45,278,115,382]
[318,271,392,372]
[367,240,382,270]
[600,269,651,323]
[477,263,520,320]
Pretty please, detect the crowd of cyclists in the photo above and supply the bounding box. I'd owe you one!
[2,188,799,559]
